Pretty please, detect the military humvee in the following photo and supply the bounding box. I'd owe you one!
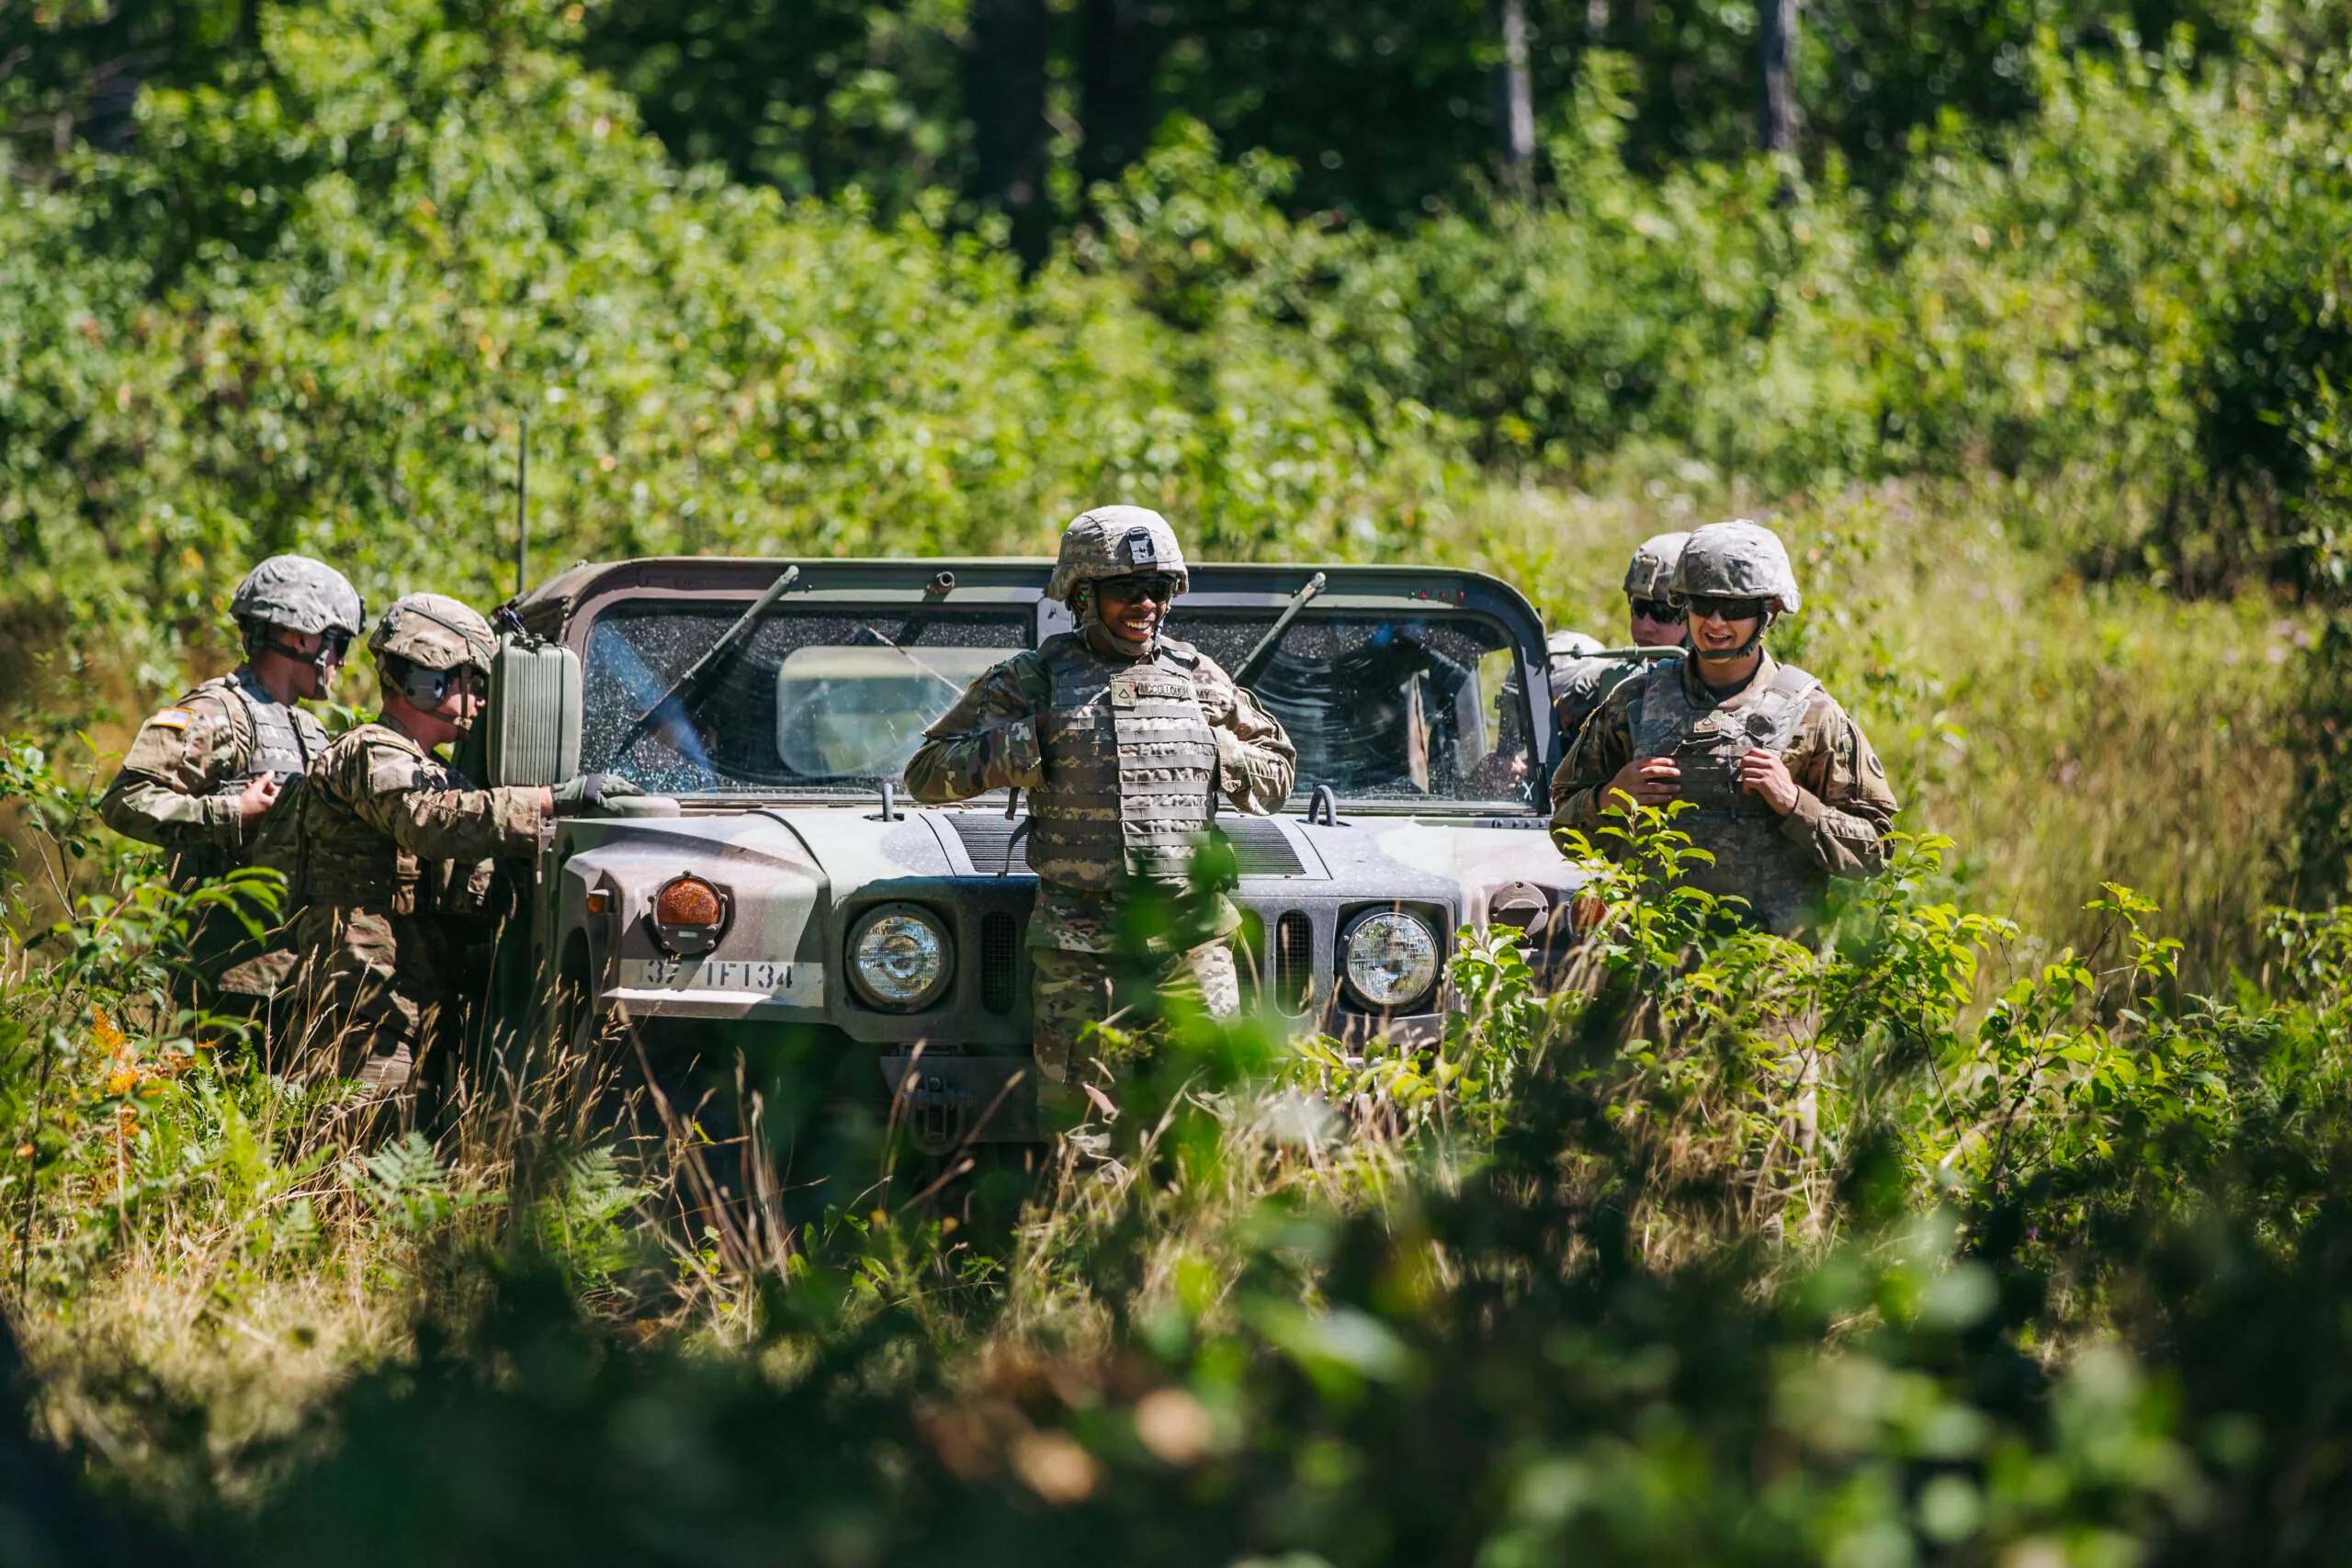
[481,558,1584,1147]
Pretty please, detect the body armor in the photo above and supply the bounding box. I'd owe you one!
[223,669,322,781]
[216,670,324,881]
[1626,660,1826,935]
[1027,632,1220,891]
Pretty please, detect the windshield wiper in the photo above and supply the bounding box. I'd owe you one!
[1232,571,1328,687]
[851,624,968,694]
[615,564,801,760]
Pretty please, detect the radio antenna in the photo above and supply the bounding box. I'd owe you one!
[514,413,530,599]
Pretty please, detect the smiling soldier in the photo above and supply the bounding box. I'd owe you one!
[906,507,1296,1104]
[1547,519,1897,937]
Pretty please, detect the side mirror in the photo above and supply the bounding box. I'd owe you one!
[486,634,582,787]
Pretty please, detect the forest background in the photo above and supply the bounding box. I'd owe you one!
[10,0,2352,1562]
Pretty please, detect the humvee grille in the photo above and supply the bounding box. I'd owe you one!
[944,815,1307,877]
[980,913,1018,1013]
[1275,911,1314,1011]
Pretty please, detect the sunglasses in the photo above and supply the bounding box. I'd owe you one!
[1095,574,1180,605]
[1686,594,1768,622]
[1629,597,1686,624]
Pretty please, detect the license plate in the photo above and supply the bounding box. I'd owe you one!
[618,957,824,1005]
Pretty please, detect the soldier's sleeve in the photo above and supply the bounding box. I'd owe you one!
[96,695,245,851]
[903,658,1046,804]
[346,739,544,863]
[1193,654,1296,814]
[1548,687,1637,852]
[1778,695,1899,879]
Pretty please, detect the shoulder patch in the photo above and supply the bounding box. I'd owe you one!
[363,743,424,795]
[146,708,193,731]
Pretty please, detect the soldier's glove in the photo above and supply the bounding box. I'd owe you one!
[550,773,646,817]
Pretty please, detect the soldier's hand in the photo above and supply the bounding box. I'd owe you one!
[1604,756,1680,811]
[236,773,282,829]
[551,773,646,817]
[1738,749,1802,816]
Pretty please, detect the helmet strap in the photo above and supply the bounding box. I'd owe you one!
[243,621,342,679]
[1071,582,1158,658]
[1730,606,1780,659]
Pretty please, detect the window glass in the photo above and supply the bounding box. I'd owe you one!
[581,603,1028,795]
[1162,610,1537,807]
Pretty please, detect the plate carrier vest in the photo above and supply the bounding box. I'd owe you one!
[1626,659,1826,935]
[1026,632,1220,892]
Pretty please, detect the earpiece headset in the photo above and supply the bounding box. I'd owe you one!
[383,653,473,708]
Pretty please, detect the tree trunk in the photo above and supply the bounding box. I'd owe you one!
[1494,0,1534,195]
[1757,0,1800,155]
[965,0,1051,271]
[1080,0,1158,193]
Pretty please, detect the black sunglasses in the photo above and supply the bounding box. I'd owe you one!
[1687,594,1769,621]
[1095,573,1180,604]
[1629,597,1686,624]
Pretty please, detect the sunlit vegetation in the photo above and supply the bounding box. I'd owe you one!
[8,0,2352,1559]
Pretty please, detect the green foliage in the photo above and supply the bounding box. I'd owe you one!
[16,0,2352,699]
[126,809,2352,1565]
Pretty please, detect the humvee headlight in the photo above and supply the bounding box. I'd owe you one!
[1340,909,1441,1010]
[650,874,730,957]
[848,904,953,1012]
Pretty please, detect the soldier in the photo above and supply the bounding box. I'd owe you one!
[906,506,1297,1101]
[1548,520,1896,938]
[99,554,366,1015]
[1550,530,1690,744]
[288,593,627,1095]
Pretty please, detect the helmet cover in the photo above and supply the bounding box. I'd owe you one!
[1045,506,1191,605]
[1622,532,1691,601]
[368,592,498,675]
[1668,520,1802,615]
[231,555,366,637]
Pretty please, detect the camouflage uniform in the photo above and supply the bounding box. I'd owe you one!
[1550,532,1690,744]
[288,595,544,1093]
[1548,524,1896,937]
[97,555,363,1002]
[905,507,1296,1088]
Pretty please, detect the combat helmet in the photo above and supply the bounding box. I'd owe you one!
[1622,532,1690,602]
[1669,520,1802,615]
[1045,505,1189,606]
[231,555,365,666]
[369,593,498,706]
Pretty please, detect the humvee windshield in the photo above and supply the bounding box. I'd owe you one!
[582,604,1028,795]
[579,597,1537,809]
[1166,609,1537,810]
